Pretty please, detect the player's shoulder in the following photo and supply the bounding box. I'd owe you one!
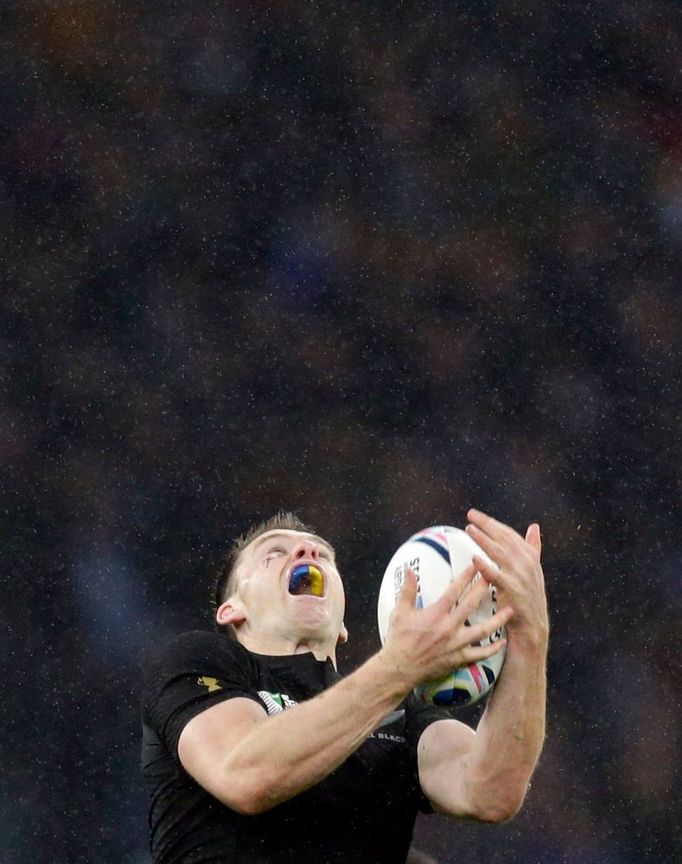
[142,630,252,679]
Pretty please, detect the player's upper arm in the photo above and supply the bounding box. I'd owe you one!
[417,718,486,820]
[178,696,269,814]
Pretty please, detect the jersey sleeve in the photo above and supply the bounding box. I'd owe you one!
[404,696,453,814]
[141,630,266,757]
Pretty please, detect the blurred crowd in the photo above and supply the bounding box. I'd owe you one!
[1,1,680,862]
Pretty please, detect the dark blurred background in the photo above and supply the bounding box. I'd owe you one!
[1,1,680,862]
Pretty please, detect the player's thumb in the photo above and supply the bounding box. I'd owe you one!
[397,566,419,609]
[525,522,542,556]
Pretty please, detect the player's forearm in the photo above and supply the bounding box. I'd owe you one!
[222,650,409,813]
[466,629,548,820]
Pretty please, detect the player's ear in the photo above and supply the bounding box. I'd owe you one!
[337,621,349,645]
[216,597,247,628]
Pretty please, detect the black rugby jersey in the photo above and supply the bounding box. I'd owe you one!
[141,630,449,864]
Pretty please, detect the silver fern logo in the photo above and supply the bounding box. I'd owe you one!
[257,690,298,715]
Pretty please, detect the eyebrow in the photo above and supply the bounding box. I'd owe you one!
[253,531,336,558]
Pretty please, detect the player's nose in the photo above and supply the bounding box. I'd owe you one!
[291,540,320,560]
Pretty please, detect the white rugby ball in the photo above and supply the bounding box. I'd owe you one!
[377,525,506,706]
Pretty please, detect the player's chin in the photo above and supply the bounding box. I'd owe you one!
[288,596,333,626]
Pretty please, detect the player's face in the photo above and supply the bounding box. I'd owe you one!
[219,529,348,651]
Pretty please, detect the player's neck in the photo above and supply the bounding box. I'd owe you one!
[237,631,337,666]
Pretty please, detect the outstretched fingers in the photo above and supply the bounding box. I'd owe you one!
[396,565,419,609]
[466,509,540,569]
[464,606,514,646]
[459,636,507,665]
[433,562,478,613]
[471,553,519,599]
[525,522,542,558]
[452,574,490,620]
[467,509,515,543]
[465,522,506,567]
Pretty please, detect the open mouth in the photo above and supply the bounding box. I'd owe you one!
[288,563,325,597]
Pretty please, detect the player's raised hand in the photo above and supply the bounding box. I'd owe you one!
[381,564,512,690]
[465,509,548,641]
